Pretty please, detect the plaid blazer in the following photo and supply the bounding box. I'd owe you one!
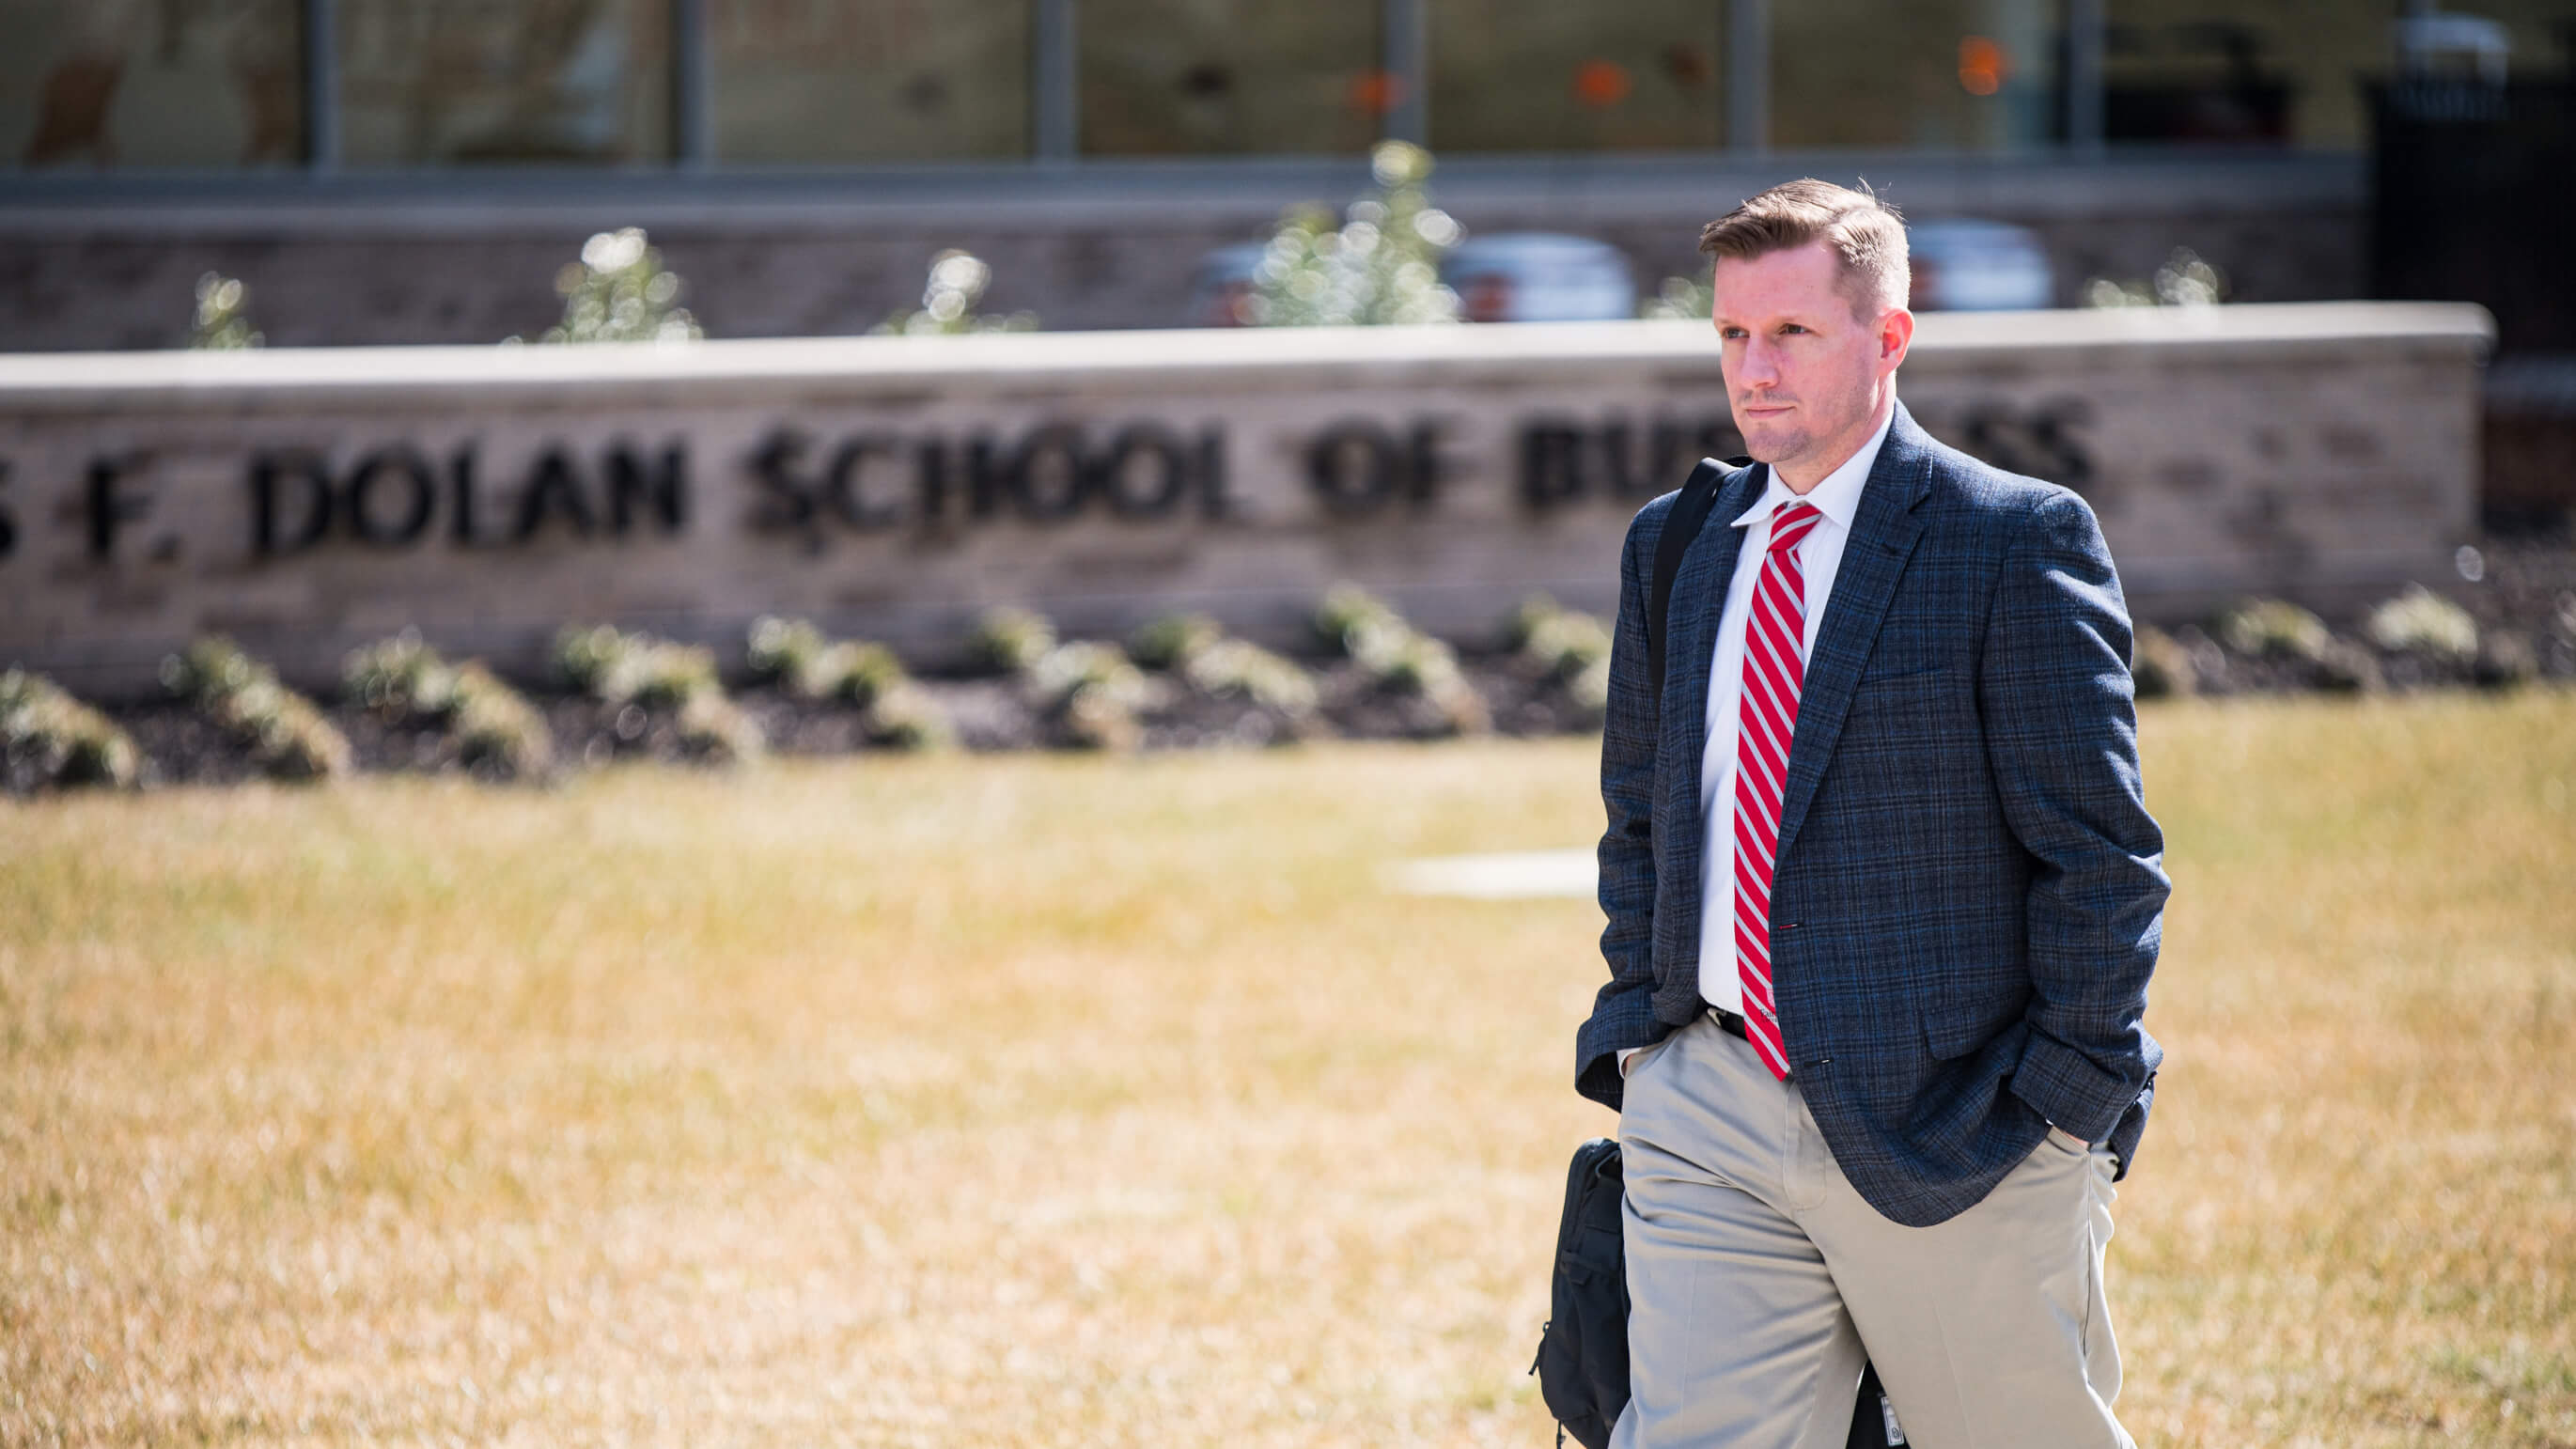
[1577,401,2169,1229]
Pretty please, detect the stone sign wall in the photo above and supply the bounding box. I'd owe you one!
[0,304,2491,698]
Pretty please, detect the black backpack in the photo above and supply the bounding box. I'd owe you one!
[1534,459,1907,1449]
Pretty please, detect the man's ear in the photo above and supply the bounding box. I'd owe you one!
[1878,307,1916,370]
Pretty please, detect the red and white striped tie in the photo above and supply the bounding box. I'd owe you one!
[1733,500,1825,1080]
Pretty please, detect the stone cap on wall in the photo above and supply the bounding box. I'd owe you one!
[0,302,2495,413]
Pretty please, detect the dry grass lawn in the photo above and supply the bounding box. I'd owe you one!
[3,693,2571,1446]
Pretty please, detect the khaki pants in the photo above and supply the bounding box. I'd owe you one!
[1611,1011,2131,1449]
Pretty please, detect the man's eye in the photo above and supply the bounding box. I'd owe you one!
[1780,324,1807,335]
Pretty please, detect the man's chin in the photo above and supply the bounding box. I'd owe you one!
[1737,428,1807,466]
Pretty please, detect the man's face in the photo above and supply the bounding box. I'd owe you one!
[1710,241,1911,482]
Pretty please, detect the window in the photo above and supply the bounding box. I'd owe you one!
[711,0,1031,162]
[1079,0,1381,155]
[1772,0,2062,150]
[2,0,304,168]
[1429,0,1727,151]
[2104,0,2576,149]
[337,0,673,165]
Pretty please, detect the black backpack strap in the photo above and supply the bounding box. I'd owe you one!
[1645,457,1759,701]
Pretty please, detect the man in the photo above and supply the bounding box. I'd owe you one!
[1577,179,2168,1448]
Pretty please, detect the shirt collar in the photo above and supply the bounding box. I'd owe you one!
[1729,404,1896,533]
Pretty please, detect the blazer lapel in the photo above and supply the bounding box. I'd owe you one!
[1658,461,1772,900]
[1769,404,1936,873]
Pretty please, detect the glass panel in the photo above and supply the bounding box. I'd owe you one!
[1429,0,1726,152]
[1080,0,1381,156]
[1773,0,2063,150]
[711,0,1030,162]
[2,0,304,169]
[337,0,672,165]
[2106,0,2576,149]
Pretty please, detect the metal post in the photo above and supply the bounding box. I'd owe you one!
[1382,0,1428,144]
[672,0,712,166]
[303,0,338,170]
[1034,0,1078,162]
[1727,0,1769,153]
[2064,0,2104,157]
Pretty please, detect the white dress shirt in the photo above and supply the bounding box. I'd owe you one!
[1616,406,1897,1080]
[1695,407,1893,1016]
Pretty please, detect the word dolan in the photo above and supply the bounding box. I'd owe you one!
[250,439,687,556]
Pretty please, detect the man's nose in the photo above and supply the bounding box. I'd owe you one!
[1738,338,1781,386]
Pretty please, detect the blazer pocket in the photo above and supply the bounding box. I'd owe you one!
[1847,661,1965,723]
[1923,1009,1993,1061]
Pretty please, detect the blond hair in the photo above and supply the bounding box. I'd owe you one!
[1698,179,1910,319]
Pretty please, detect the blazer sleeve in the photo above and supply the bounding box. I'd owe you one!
[1979,490,2170,1146]
[1574,503,1670,1109]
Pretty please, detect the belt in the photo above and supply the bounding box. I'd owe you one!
[1704,1006,1789,1079]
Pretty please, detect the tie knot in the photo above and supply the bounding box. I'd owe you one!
[1767,501,1824,555]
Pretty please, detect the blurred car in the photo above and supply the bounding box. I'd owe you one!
[1441,233,1636,322]
[1184,242,1271,328]
[1904,219,2054,311]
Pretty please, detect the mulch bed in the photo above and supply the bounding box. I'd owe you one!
[14,534,2573,792]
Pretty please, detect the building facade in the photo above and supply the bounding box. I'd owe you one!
[3,1,2568,350]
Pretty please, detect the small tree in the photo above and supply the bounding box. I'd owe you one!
[1244,141,1463,327]
[190,272,263,350]
[874,250,1038,335]
[1640,274,1713,320]
[2081,247,2225,309]
[531,227,702,344]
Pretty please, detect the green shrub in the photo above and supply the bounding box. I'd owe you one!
[451,662,553,778]
[2365,584,2478,662]
[1511,595,1613,680]
[1640,274,1713,321]
[0,669,141,789]
[557,625,761,765]
[345,633,553,779]
[967,607,1058,677]
[1025,641,1155,752]
[1507,595,1615,724]
[2216,599,2333,663]
[189,272,263,350]
[2082,247,2226,310]
[827,644,910,711]
[555,625,719,709]
[1244,141,1463,328]
[862,682,953,752]
[1129,613,1318,723]
[1314,584,1489,736]
[747,616,945,749]
[2131,625,2199,699]
[874,250,1038,336]
[2317,638,2384,694]
[1129,613,1226,672]
[345,631,462,721]
[745,615,835,695]
[163,637,351,782]
[1314,584,1405,655]
[527,227,701,345]
[676,693,766,765]
[1183,638,1320,721]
